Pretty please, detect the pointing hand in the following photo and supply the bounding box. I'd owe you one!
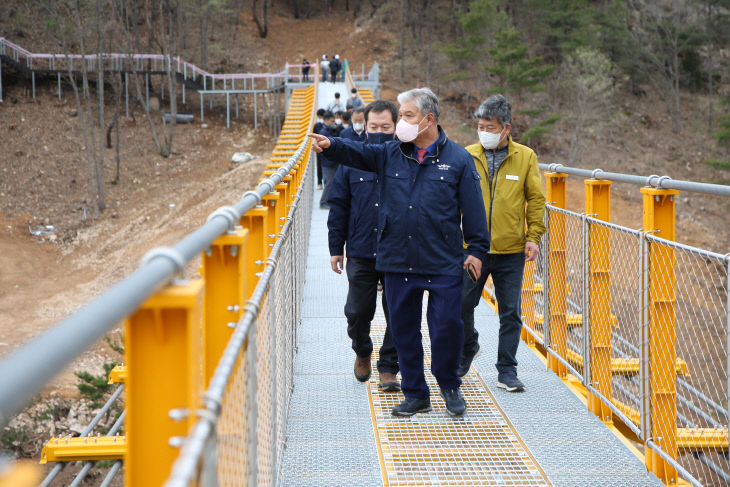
[308,133,331,152]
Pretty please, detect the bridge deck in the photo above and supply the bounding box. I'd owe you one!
[280,185,665,486]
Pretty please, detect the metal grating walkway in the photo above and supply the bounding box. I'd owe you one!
[280,185,665,486]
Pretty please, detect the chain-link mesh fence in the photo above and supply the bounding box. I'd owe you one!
[164,145,314,487]
[521,204,730,486]
[646,235,729,485]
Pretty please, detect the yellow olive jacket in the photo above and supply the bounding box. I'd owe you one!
[464,137,546,254]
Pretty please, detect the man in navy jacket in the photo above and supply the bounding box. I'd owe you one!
[310,88,490,417]
[327,103,400,391]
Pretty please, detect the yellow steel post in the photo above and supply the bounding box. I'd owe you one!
[241,206,268,288]
[521,260,537,346]
[262,192,284,252]
[641,186,680,485]
[200,228,249,386]
[585,179,613,424]
[545,172,567,377]
[124,279,204,487]
[521,201,537,345]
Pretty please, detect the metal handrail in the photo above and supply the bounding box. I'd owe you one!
[0,143,306,429]
[540,163,730,196]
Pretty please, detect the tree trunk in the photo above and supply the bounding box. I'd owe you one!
[252,0,269,38]
[199,0,210,69]
[400,0,405,81]
[96,0,105,212]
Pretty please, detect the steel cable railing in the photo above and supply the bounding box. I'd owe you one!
[163,144,314,487]
[516,199,730,486]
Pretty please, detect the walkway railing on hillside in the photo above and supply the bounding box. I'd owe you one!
[484,165,730,487]
[0,79,316,485]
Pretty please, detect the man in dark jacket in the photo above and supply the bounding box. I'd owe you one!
[317,111,338,209]
[329,55,342,82]
[328,103,400,391]
[314,108,326,189]
[309,88,490,417]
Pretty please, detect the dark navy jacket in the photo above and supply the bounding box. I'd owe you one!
[317,125,337,168]
[322,126,490,277]
[327,127,376,259]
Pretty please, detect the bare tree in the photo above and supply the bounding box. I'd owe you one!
[252,0,269,38]
[560,47,616,163]
[627,0,700,133]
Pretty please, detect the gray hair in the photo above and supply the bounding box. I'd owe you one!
[475,94,512,126]
[397,88,440,122]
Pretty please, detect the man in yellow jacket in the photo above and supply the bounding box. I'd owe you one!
[459,95,546,392]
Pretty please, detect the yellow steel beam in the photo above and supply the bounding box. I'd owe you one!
[677,428,728,451]
[563,349,688,376]
[40,436,126,464]
[107,364,127,384]
[545,172,568,377]
[0,461,41,486]
[533,312,618,329]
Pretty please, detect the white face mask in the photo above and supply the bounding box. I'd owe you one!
[478,127,506,150]
[335,119,343,125]
[317,117,323,123]
[352,122,364,132]
[395,116,428,143]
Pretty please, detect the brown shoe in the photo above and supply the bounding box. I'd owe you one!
[379,372,401,392]
[354,355,372,382]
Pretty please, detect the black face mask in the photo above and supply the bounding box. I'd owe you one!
[366,132,394,145]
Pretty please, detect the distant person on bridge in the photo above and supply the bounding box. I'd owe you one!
[327,92,346,114]
[346,88,364,110]
[458,94,546,392]
[329,55,342,82]
[318,111,338,209]
[314,108,327,189]
[301,58,311,81]
[320,55,330,82]
[309,88,490,417]
[327,103,400,391]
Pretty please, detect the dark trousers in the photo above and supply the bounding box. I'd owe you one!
[331,70,339,82]
[461,252,525,373]
[344,257,398,373]
[385,273,463,399]
[319,165,337,207]
[316,154,323,185]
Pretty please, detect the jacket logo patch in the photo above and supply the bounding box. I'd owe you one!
[437,163,451,171]
[505,174,519,181]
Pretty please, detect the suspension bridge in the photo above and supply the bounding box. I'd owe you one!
[0,39,729,487]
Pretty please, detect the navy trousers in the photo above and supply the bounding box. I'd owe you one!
[461,252,525,373]
[385,273,463,399]
[344,257,398,373]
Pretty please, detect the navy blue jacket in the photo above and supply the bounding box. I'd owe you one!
[327,128,376,258]
[322,126,490,277]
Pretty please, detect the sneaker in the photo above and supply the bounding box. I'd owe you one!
[392,397,432,417]
[497,370,525,392]
[378,372,401,392]
[317,183,323,189]
[354,355,371,382]
[456,344,481,377]
[440,388,467,416]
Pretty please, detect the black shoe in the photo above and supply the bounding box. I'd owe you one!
[456,344,481,377]
[440,388,467,416]
[497,370,525,392]
[392,397,432,417]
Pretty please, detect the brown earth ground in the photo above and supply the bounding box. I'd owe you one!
[1,7,730,482]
